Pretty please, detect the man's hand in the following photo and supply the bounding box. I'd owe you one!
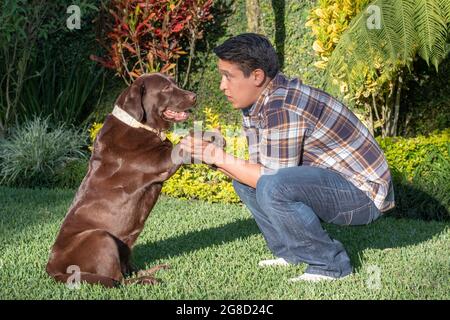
[179,130,225,166]
[177,128,263,188]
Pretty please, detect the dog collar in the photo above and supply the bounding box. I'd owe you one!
[112,105,166,141]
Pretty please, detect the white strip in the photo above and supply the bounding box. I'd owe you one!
[112,105,166,141]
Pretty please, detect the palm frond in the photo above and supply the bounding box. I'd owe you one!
[382,0,416,64]
[326,0,450,94]
[441,0,450,24]
[414,0,448,68]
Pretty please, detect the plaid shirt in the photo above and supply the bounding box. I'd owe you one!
[242,73,395,212]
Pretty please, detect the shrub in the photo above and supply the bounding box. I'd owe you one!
[322,0,450,137]
[88,122,104,151]
[20,56,104,126]
[259,0,325,87]
[379,129,450,221]
[52,158,89,190]
[0,0,101,134]
[305,0,370,70]
[0,117,88,187]
[376,129,450,178]
[391,148,450,221]
[91,0,213,85]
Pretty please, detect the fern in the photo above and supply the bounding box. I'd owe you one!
[385,0,416,63]
[445,1,450,23]
[326,0,450,92]
[414,0,448,68]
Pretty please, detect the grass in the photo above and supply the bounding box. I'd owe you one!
[0,186,449,300]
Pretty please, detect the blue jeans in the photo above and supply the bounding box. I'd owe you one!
[233,166,381,278]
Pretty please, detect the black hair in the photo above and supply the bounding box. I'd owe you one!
[213,33,279,79]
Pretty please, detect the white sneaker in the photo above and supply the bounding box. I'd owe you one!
[258,258,290,267]
[289,273,351,283]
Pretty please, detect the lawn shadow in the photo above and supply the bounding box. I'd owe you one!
[132,218,260,267]
[324,215,448,272]
[133,192,448,273]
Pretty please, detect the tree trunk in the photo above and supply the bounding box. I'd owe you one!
[382,75,402,137]
[366,102,374,136]
[246,0,260,33]
[383,79,397,137]
[182,27,197,88]
[392,75,402,137]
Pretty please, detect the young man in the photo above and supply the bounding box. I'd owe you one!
[179,33,394,282]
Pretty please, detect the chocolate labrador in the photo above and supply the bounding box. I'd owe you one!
[46,73,196,288]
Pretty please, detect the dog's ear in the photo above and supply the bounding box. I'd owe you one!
[119,77,146,121]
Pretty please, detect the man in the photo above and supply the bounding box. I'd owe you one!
[179,33,394,282]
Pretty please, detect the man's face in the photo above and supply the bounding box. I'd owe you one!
[218,59,266,109]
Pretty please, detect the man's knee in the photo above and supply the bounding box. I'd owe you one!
[232,179,255,199]
[256,173,285,206]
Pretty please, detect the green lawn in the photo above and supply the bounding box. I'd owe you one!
[0,186,448,299]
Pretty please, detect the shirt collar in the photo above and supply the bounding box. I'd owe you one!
[243,72,289,117]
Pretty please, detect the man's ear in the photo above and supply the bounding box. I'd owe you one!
[121,77,146,121]
[253,69,267,87]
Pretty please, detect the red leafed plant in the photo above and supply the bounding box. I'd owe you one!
[90,0,213,85]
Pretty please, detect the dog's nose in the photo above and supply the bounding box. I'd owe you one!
[189,93,197,103]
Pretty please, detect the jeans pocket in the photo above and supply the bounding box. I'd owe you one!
[329,202,375,226]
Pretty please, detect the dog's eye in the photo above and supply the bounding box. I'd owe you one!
[162,84,171,92]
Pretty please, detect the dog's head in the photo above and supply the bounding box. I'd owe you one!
[115,73,196,130]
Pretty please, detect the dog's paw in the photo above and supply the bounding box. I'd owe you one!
[137,264,170,277]
[123,275,162,286]
[138,276,161,285]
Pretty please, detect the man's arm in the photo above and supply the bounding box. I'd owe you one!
[213,151,263,188]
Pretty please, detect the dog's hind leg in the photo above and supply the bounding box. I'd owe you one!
[47,229,125,288]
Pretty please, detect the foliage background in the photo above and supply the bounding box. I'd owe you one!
[0,0,449,221]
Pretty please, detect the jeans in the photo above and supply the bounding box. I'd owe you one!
[233,166,381,278]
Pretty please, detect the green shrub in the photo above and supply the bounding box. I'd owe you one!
[161,115,247,203]
[0,117,88,187]
[20,55,104,126]
[0,0,101,134]
[52,158,89,189]
[400,57,450,136]
[391,151,450,221]
[378,130,450,221]
[162,164,241,203]
[377,129,450,178]
[185,0,245,123]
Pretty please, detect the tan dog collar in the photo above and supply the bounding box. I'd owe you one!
[112,105,166,141]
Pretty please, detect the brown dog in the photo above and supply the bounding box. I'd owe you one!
[46,73,196,288]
